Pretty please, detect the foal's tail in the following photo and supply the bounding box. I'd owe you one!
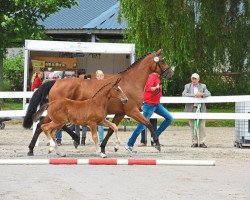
[22,80,55,129]
[32,103,49,122]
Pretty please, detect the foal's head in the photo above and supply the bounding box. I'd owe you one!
[109,78,128,104]
[150,49,174,79]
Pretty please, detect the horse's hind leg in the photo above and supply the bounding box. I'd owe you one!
[100,115,124,155]
[28,116,51,156]
[103,119,120,152]
[51,128,66,157]
[42,122,64,155]
[41,123,55,154]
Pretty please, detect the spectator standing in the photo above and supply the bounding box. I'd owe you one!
[31,70,44,91]
[182,73,211,148]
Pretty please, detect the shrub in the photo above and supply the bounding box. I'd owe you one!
[3,52,24,91]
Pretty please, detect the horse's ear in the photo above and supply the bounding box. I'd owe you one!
[157,49,163,55]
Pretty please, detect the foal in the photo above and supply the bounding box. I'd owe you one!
[33,78,128,158]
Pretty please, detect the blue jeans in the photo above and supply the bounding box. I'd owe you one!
[56,129,62,142]
[98,125,104,143]
[127,103,173,147]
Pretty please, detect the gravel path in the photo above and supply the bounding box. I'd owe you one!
[0,122,250,200]
[0,123,249,163]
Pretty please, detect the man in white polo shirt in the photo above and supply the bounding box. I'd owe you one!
[182,73,211,148]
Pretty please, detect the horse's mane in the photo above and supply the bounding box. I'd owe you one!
[92,81,113,98]
[118,52,151,74]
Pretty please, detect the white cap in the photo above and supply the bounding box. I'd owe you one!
[191,73,200,80]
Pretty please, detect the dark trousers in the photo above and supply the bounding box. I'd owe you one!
[140,118,157,144]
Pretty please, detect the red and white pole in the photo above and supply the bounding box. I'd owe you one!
[0,159,215,166]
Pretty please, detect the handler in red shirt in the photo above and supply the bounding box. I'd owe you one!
[125,73,173,153]
[31,70,44,91]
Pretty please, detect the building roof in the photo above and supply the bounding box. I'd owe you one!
[39,0,127,30]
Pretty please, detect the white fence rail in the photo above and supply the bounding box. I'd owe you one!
[0,92,250,120]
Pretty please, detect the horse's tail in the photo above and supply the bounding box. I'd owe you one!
[22,81,56,129]
[32,103,49,122]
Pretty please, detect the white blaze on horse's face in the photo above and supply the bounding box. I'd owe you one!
[117,85,128,104]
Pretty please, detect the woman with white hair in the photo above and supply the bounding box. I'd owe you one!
[96,70,104,80]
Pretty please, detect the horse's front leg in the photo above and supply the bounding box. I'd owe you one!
[28,116,51,156]
[89,123,106,158]
[102,119,120,152]
[127,109,161,152]
[100,115,124,155]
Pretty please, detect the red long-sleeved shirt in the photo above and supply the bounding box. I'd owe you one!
[31,77,43,91]
[143,73,162,105]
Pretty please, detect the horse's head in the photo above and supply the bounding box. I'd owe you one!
[110,78,128,104]
[150,49,174,79]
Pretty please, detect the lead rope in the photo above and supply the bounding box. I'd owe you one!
[194,104,201,142]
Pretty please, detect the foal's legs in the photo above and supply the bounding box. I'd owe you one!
[102,119,120,152]
[100,114,124,155]
[41,123,55,153]
[41,122,65,156]
[89,123,106,158]
[50,128,66,157]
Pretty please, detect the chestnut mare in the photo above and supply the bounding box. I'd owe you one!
[33,78,127,158]
[23,49,174,156]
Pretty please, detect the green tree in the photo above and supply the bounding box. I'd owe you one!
[119,0,250,96]
[0,0,77,91]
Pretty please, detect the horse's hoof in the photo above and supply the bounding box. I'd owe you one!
[73,141,79,149]
[114,144,119,152]
[56,151,66,157]
[154,145,161,152]
[101,147,105,154]
[100,152,107,158]
[27,151,34,156]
